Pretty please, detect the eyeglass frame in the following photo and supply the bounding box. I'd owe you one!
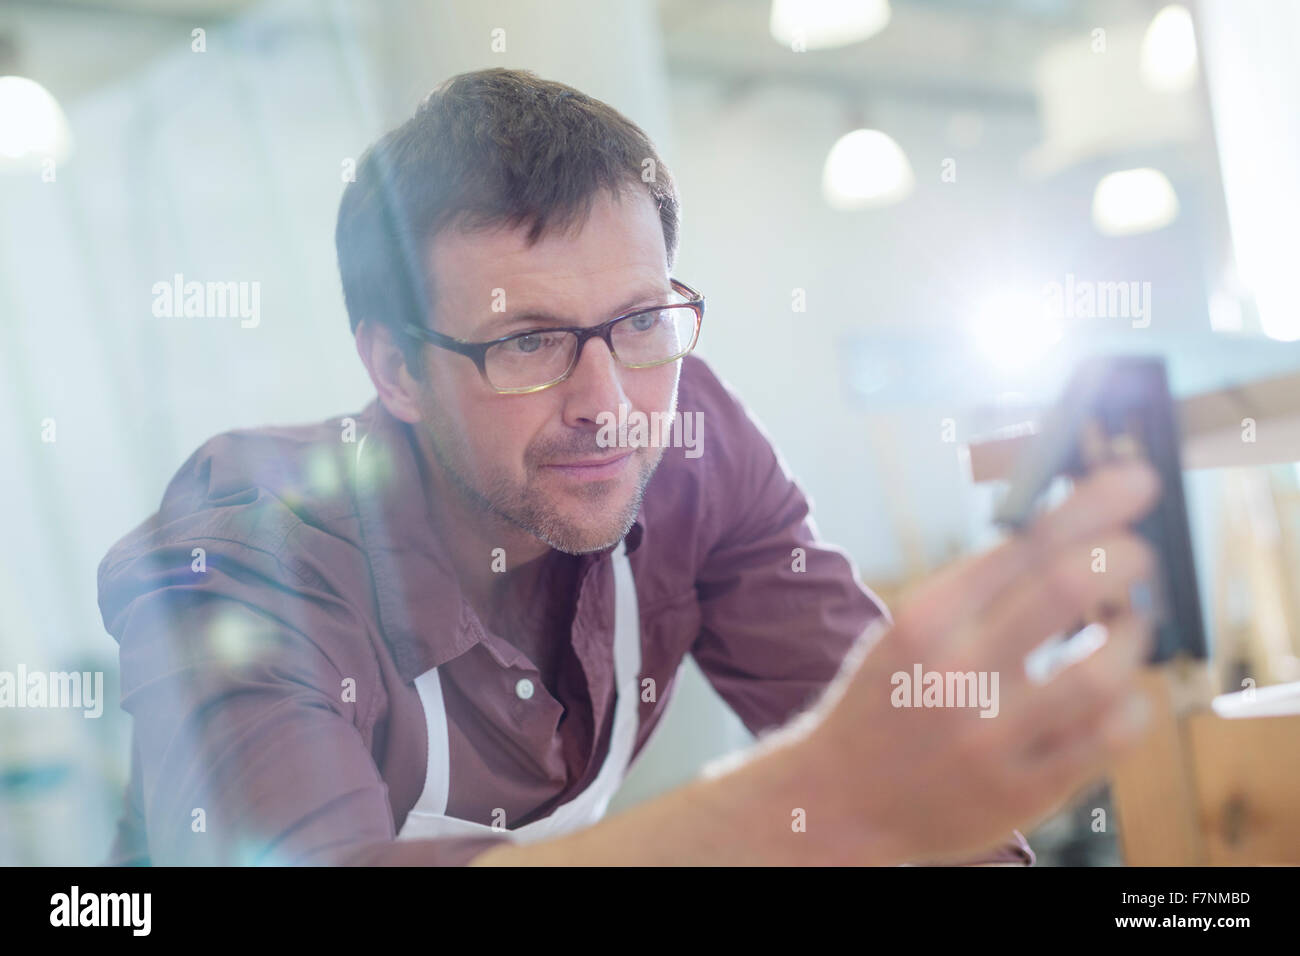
[402,277,705,395]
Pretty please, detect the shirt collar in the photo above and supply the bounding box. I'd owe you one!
[349,399,643,683]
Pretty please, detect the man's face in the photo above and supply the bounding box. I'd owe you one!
[411,186,680,555]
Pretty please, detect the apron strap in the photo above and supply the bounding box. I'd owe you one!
[400,538,641,837]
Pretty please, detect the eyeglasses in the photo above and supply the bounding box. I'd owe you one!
[403,278,705,394]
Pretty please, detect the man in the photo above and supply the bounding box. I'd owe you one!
[98,68,1159,866]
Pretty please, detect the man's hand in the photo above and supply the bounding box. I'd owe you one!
[473,459,1161,866]
[789,459,1162,865]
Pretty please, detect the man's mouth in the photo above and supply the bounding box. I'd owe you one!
[542,449,635,482]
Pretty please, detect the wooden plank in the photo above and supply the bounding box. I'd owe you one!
[1185,711,1300,865]
[965,369,1300,483]
[1113,672,1300,865]
[966,433,1035,484]
[1109,667,1208,866]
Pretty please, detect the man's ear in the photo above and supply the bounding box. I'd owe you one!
[355,320,425,424]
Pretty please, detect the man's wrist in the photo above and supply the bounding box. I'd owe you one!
[732,722,911,866]
[470,718,911,865]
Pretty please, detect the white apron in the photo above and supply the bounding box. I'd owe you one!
[396,538,642,843]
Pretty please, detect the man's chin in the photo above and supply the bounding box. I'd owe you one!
[529,503,637,555]
[515,447,661,554]
[521,477,644,554]
[544,533,625,556]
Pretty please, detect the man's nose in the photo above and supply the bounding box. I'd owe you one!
[561,335,630,427]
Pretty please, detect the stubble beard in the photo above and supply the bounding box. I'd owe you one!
[418,413,663,555]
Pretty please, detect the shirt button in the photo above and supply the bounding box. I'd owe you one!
[515,678,535,700]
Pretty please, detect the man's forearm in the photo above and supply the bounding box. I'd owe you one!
[470,732,907,866]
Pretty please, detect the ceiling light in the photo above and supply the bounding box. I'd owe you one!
[1140,5,1199,93]
[1091,167,1179,236]
[0,75,71,167]
[822,129,914,210]
[770,0,891,51]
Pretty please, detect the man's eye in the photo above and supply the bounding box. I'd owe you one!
[508,332,557,354]
[629,313,659,332]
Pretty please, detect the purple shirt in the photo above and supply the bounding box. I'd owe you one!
[97,355,1033,866]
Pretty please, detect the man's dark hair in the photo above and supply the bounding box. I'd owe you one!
[335,67,681,374]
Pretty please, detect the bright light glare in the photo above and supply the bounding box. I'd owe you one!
[1233,207,1300,341]
[1257,281,1300,341]
[770,0,891,51]
[971,291,1064,371]
[822,129,914,210]
[1141,5,1199,93]
[0,76,72,163]
[1092,168,1180,236]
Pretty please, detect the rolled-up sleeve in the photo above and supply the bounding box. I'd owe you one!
[688,370,890,736]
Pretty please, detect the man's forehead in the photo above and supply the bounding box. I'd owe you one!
[437,270,671,338]
[432,188,663,282]
[425,192,669,329]
[440,263,665,304]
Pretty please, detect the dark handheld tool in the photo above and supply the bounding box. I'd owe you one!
[993,355,1207,663]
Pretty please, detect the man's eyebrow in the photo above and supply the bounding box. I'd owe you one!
[476,284,672,337]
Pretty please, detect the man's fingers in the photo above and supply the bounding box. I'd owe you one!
[897,461,1160,643]
[972,532,1155,676]
[1008,612,1154,764]
[1021,683,1154,799]
[1022,460,1160,561]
